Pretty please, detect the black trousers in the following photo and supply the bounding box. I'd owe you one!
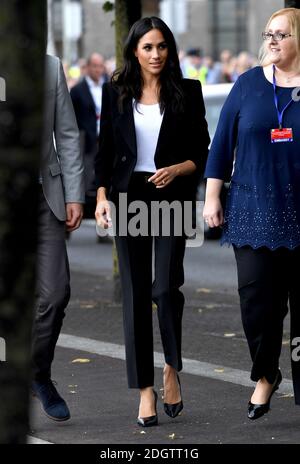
[114,173,186,388]
[31,189,70,382]
[234,245,300,404]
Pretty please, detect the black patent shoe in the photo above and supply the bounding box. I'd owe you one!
[164,374,183,418]
[247,369,282,420]
[137,390,158,427]
[32,379,70,421]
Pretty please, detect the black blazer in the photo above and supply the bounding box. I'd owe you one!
[95,79,210,200]
[70,77,108,154]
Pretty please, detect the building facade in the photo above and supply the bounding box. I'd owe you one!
[51,0,284,62]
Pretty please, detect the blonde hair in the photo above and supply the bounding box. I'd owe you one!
[259,8,300,70]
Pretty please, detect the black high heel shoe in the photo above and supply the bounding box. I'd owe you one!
[247,369,282,420]
[164,374,183,418]
[137,389,158,427]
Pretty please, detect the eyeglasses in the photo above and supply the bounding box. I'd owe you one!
[262,32,293,41]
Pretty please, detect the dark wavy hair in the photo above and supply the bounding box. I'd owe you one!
[112,16,185,114]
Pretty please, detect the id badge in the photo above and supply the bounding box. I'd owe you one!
[271,128,293,143]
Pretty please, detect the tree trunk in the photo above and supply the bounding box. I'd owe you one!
[115,0,141,68]
[285,0,300,7]
[115,0,130,68]
[0,0,46,444]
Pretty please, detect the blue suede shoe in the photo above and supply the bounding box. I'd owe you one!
[32,379,71,421]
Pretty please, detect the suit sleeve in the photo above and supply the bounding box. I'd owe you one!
[184,80,210,176]
[204,78,241,181]
[94,83,115,190]
[54,59,85,203]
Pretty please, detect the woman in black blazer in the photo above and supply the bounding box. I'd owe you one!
[95,16,210,427]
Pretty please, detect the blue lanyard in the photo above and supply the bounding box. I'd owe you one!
[272,64,294,129]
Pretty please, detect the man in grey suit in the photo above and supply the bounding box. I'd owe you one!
[31,55,84,421]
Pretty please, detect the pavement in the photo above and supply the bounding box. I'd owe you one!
[28,251,299,445]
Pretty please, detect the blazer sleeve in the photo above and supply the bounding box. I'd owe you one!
[54,59,85,203]
[94,82,115,190]
[184,80,210,175]
[204,78,241,181]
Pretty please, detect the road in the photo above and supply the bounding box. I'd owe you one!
[28,220,296,445]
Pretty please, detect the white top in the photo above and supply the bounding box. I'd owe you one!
[85,75,105,134]
[133,101,163,173]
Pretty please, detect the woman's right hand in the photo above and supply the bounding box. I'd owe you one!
[203,197,224,228]
[95,196,112,229]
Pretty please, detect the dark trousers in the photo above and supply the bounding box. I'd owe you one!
[114,173,186,388]
[31,189,70,382]
[233,245,300,404]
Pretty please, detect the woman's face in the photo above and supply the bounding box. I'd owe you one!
[267,15,298,68]
[134,28,168,79]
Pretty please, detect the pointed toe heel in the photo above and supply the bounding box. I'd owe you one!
[247,369,282,421]
[137,390,158,427]
[164,374,183,419]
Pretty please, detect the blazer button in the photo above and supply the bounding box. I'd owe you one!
[121,156,127,162]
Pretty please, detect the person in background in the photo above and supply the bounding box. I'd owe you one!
[203,56,222,84]
[182,48,208,85]
[231,51,255,82]
[70,53,108,218]
[219,49,234,82]
[203,8,300,420]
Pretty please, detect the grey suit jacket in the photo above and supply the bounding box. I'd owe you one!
[41,55,84,221]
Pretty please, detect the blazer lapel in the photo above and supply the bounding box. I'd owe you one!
[154,104,172,163]
[116,98,137,158]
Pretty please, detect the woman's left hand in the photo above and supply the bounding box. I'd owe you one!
[148,165,178,188]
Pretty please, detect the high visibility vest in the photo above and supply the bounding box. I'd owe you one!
[185,65,208,85]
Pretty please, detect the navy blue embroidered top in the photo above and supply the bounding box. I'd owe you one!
[204,66,300,250]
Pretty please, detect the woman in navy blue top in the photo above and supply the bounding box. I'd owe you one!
[204,7,300,420]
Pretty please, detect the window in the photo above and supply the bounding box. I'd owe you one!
[210,0,248,59]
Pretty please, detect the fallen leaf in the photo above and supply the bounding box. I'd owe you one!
[71,358,91,363]
[69,390,76,394]
[168,433,175,439]
[214,368,225,373]
[279,393,294,398]
[140,431,146,434]
[196,288,212,293]
[224,333,236,338]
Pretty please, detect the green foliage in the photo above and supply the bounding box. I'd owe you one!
[103,1,114,13]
